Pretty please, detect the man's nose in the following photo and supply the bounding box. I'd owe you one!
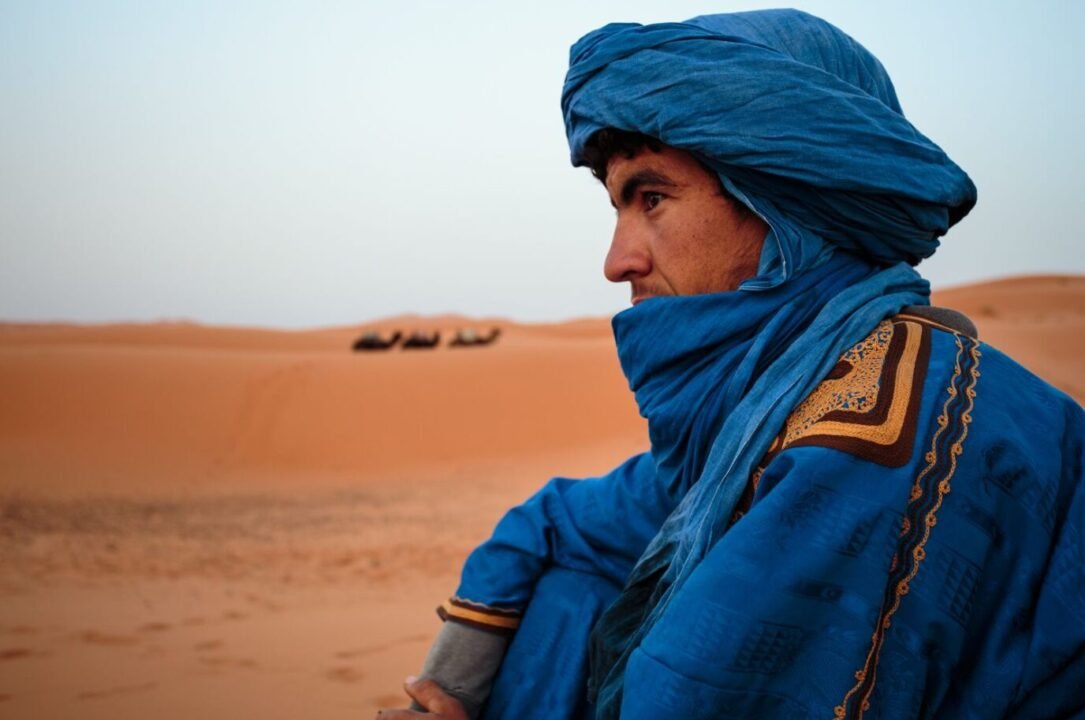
[604,218,651,283]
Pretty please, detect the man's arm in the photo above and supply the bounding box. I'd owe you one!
[453,450,672,613]
[393,451,679,718]
[407,621,507,719]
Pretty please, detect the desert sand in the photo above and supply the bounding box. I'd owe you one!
[1,276,1082,719]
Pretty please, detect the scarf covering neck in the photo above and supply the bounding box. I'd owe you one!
[559,10,976,717]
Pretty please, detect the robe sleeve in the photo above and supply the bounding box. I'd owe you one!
[411,452,673,718]
[450,451,671,617]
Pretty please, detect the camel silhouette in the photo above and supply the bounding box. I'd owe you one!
[450,328,502,348]
[352,330,402,351]
[402,330,441,350]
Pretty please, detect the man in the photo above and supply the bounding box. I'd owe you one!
[378,10,1084,720]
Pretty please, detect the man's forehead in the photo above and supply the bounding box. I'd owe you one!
[604,145,711,199]
[605,148,679,192]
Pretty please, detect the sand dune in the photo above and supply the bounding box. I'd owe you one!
[0,315,641,499]
[0,276,1081,719]
[932,275,1085,400]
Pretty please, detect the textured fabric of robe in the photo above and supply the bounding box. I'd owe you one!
[456,311,1085,719]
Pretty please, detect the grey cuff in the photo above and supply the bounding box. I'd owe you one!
[411,620,510,719]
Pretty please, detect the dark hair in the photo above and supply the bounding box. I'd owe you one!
[581,128,663,185]
[581,128,749,214]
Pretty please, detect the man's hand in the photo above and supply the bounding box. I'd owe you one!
[375,676,469,719]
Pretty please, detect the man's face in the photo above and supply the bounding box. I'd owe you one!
[604,145,768,305]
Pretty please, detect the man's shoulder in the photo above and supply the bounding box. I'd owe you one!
[900,305,1079,421]
[763,312,955,468]
[764,308,1082,471]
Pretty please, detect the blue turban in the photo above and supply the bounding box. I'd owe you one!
[561,9,976,287]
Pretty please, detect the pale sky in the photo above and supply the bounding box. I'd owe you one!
[2,1,1082,328]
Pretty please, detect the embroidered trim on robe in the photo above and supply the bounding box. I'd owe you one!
[763,317,935,468]
[835,329,981,718]
[438,596,522,636]
[733,315,951,525]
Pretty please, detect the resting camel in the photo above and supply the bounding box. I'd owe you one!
[402,331,441,350]
[450,328,502,348]
[352,330,402,351]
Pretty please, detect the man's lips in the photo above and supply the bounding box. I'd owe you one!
[631,287,666,305]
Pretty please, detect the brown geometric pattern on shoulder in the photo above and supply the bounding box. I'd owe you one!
[762,318,932,469]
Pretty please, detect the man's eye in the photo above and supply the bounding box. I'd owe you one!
[643,191,664,210]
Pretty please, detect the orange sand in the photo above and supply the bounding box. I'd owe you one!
[1,276,1081,718]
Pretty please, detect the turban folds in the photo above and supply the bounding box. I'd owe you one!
[561,9,976,287]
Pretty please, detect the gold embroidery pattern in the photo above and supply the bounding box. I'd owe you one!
[800,322,924,447]
[833,333,981,719]
[780,321,894,444]
[764,319,931,468]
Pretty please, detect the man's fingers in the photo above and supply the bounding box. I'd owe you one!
[402,677,468,719]
[374,676,468,720]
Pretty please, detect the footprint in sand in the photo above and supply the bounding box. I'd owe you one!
[243,593,283,611]
[334,632,431,660]
[199,655,259,670]
[325,666,365,684]
[76,630,140,647]
[2,626,37,637]
[76,682,157,701]
[137,622,172,633]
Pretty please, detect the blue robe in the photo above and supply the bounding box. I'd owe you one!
[453,314,1084,719]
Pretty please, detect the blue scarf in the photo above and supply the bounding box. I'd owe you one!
[591,254,929,715]
[561,10,977,717]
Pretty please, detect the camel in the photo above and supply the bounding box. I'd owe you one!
[402,330,441,350]
[352,330,402,351]
[450,328,502,348]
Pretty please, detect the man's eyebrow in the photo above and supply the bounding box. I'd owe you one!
[612,170,677,208]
